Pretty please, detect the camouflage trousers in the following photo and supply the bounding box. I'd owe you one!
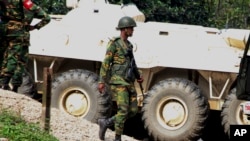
[110,84,138,135]
[0,35,29,86]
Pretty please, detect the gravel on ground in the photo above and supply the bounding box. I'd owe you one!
[0,89,139,141]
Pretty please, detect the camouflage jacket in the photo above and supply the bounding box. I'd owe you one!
[0,0,50,37]
[99,37,139,85]
[22,3,51,30]
[21,4,50,45]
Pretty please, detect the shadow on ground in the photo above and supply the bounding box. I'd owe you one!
[123,110,229,141]
[201,110,229,141]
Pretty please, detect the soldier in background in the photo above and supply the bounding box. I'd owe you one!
[11,4,50,96]
[98,16,143,141]
[0,0,51,92]
[0,27,7,69]
[0,2,8,69]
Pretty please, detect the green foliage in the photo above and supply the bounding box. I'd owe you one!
[34,0,70,14]
[130,0,210,26]
[0,110,58,141]
[208,0,250,29]
[111,0,250,28]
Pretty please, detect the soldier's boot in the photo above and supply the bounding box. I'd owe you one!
[0,85,10,90]
[114,134,121,141]
[98,118,114,140]
[12,85,19,93]
[0,77,10,90]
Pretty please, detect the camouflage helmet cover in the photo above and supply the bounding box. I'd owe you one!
[116,16,136,29]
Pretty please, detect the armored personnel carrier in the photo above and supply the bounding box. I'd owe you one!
[26,0,250,140]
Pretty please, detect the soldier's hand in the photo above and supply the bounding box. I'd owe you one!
[28,25,36,31]
[98,83,105,94]
[137,77,144,83]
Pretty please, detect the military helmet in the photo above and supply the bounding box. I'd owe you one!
[116,16,136,29]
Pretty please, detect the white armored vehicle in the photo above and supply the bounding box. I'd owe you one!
[27,0,250,140]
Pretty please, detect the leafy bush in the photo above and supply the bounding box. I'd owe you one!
[0,110,58,141]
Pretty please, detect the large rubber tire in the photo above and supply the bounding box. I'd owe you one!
[142,78,209,141]
[221,88,250,137]
[51,69,112,123]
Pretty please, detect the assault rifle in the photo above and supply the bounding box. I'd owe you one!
[126,48,144,98]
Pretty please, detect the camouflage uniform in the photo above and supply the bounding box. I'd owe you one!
[99,37,139,136]
[0,3,8,68]
[0,0,50,91]
[0,25,7,68]
[11,4,51,90]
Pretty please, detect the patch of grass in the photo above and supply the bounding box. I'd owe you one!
[0,110,58,141]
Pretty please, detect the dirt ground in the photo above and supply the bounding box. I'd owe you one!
[0,89,139,141]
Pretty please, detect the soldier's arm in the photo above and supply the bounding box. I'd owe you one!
[99,42,116,83]
[29,4,51,30]
[23,0,50,30]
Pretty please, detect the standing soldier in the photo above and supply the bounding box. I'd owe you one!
[98,16,143,141]
[11,1,51,93]
[0,0,51,92]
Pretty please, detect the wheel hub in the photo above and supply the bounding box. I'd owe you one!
[63,90,88,117]
[157,97,188,130]
[163,102,185,126]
